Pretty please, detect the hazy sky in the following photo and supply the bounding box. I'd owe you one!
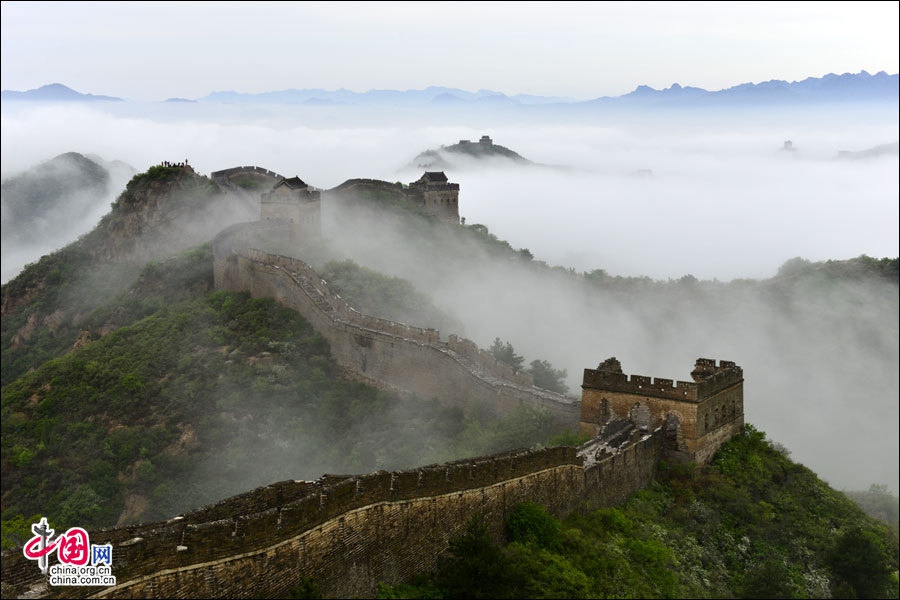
[2,1,898,101]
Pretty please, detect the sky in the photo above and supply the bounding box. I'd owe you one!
[1,1,898,102]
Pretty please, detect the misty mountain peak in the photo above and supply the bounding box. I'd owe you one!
[410,135,533,171]
[0,82,123,102]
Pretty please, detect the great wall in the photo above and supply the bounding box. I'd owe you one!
[0,164,744,599]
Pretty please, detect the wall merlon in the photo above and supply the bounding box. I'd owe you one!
[181,519,236,563]
[582,368,699,401]
[695,368,743,397]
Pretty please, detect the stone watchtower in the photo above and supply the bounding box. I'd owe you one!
[260,176,322,243]
[407,171,460,224]
[580,358,744,464]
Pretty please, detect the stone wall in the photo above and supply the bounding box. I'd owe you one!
[212,224,580,426]
[0,433,664,599]
[331,177,459,224]
[210,166,288,186]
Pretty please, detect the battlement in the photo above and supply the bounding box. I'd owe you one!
[330,178,405,193]
[1,430,666,598]
[210,165,288,181]
[582,358,742,402]
[408,182,460,192]
[583,369,700,401]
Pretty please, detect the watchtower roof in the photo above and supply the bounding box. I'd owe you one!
[276,176,309,189]
[418,171,449,183]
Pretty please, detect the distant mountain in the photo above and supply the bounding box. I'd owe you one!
[2,71,896,108]
[591,70,898,107]
[0,83,123,102]
[836,141,900,160]
[197,71,898,107]
[196,86,528,107]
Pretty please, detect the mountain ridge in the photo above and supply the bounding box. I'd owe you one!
[2,71,896,106]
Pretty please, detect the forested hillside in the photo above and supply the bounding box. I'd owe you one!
[1,243,565,536]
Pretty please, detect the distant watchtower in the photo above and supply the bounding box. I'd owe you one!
[260,176,321,243]
[580,358,744,464]
[407,171,460,224]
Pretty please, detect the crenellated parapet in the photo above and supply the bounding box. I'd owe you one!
[330,178,406,195]
[582,369,701,401]
[210,165,288,183]
[1,431,665,599]
[694,362,744,398]
[581,358,743,403]
[328,175,460,224]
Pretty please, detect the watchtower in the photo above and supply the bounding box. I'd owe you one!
[260,176,321,243]
[407,171,460,224]
[580,357,744,464]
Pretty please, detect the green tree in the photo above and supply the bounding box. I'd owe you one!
[527,359,569,394]
[506,502,562,550]
[1,514,43,550]
[489,338,524,372]
[828,525,898,598]
[778,256,812,276]
[740,554,805,598]
[516,248,534,261]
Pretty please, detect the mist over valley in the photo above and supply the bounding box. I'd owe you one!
[1,83,898,505]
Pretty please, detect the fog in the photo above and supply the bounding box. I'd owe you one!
[1,151,135,282]
[3,101,897,282]
[1,99,897,496]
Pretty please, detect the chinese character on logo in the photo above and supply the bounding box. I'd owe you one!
[91,544,113,566]
[56,528,90,566]
[23,517,57,574]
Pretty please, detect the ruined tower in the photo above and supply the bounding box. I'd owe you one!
[580,358,744,464]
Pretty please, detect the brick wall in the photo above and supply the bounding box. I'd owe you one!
[2,435,665,599]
